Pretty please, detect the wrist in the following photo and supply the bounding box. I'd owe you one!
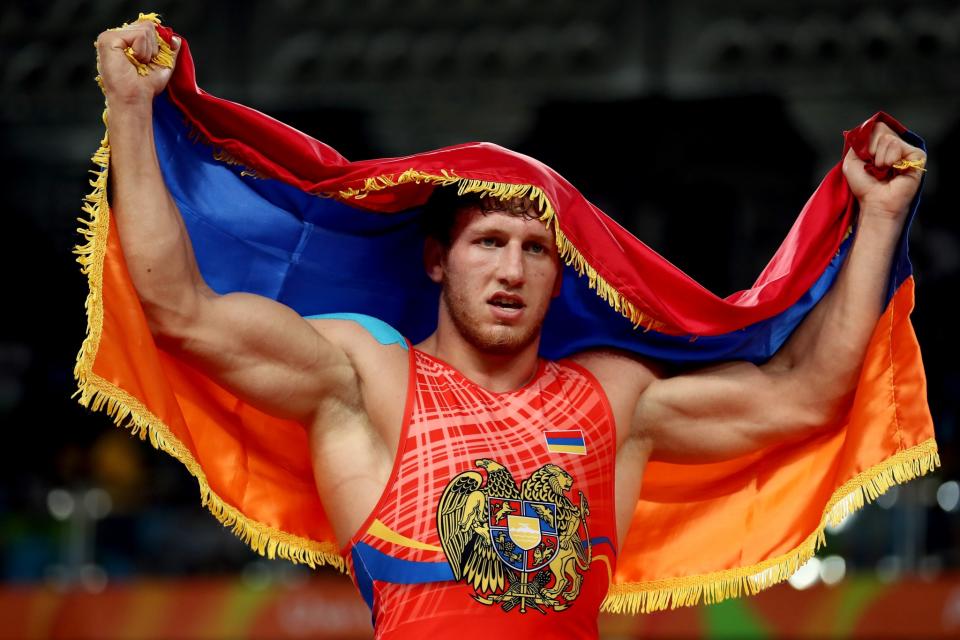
[854,207,907,248]
[105,97,153,127]
[857,202,909,225]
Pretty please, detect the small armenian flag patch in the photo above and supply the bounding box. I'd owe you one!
[544,430,587,455]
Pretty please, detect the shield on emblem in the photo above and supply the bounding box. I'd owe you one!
[507,515,541,550]
[489,497,560,573]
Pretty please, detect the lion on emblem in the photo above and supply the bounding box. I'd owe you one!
[521,464,591,603]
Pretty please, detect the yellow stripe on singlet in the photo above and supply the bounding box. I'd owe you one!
[366,518,613,585]
[592,554,613,584]
[366,519,444,552]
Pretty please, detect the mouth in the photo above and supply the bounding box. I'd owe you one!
[487,293,526,321]
[487,293,526,311]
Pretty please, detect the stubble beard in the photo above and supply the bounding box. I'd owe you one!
[441,281,544,356]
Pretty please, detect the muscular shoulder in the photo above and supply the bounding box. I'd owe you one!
[569,349,662,442]
[305,313,409,377]
[305,314,410,436]
[570,348,661,395]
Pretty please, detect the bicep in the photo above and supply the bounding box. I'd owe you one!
[158,290,358,423]
[635,361,822,464]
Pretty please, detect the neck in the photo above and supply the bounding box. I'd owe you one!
[417,319,542,394]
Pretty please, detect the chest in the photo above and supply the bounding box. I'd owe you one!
[386,354,618,544]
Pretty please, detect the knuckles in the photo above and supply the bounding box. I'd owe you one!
[880,133,901,148]
[95,21,156,51]
[872,131,924,162]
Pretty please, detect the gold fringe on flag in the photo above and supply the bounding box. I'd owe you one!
[600,438,940,614]
[334,169,667,332]
[75,14,345,573]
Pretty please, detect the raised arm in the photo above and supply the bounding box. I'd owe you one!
[634,122,926,463]
[95,20,358,424]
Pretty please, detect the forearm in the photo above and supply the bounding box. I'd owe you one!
[108,102,209,330]
[767,119,924,425]
[771,209,904,415]
[642,212,905,463]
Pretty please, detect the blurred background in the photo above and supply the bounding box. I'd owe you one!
[1,0,959,638]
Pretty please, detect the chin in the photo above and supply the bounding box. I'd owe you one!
[451,309,541,356]
[477,328,539,355]
[442,286,545,355]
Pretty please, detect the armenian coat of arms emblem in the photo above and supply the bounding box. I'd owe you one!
[437,458,592,614]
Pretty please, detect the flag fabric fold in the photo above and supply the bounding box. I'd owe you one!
[75,16,938,613]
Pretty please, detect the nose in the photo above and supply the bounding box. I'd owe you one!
[496,242,525,287]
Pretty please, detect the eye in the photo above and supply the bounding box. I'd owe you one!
[479,237,498,247]
[526,242,546,254]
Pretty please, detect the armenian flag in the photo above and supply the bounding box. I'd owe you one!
[545,430,588,455]
[74,15,938,614]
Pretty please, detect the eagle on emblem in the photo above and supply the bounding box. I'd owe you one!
[436,459,520,594]
[437,458,592,613]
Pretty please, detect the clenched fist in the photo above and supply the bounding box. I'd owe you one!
[95,18,181,111]
[842,121,926,223]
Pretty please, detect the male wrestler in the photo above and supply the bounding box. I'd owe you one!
[95,19,926,638]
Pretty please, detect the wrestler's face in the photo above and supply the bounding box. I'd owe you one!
[427,206,562,355]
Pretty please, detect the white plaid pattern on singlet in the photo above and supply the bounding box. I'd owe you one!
[375,350,616,561]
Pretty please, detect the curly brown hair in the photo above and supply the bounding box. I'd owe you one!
[421,186,541,247]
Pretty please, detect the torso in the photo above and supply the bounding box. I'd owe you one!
[341,347,619,638]
[305,318,656,556]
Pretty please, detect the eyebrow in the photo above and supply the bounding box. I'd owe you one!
[467,219,552,239]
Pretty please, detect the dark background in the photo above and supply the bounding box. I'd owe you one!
[1,0,958,604]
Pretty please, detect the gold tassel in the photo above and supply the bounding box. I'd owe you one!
[892,158,927,173]
[211,148,266,179]
[600,439,940,614]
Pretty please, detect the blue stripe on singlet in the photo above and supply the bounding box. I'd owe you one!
[587,537,617,557]
[353,541,454,586]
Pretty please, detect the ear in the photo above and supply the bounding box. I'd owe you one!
[424,236,445,284]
